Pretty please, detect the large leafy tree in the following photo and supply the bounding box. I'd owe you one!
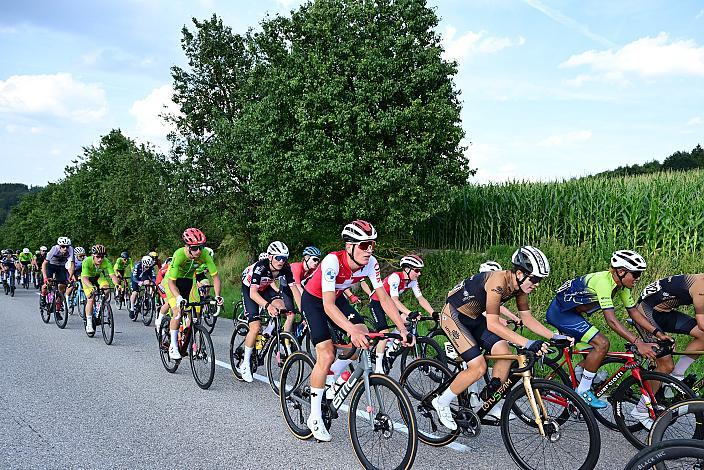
[170,0,472,251]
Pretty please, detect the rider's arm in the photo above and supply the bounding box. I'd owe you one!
[499,305,521,322]
[359,280,373,297]
[514,293,554,339]
[41,259,48,280]
[376,287,410,338]
[484,280,531,346]
[603,307,641,343]
[628,305,663,335]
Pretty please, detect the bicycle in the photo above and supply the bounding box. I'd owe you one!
[229,307,300,395]
[399,339,601,470]
[67,280,87,319]
[645,398,704,446]
[21,267,30,289]
[279,332,418,470]
[3,269,16,297]
[197,284,218,333]
[84,287,115,345]
[624,439,704,470]
[39,278,69,329]
[157,297,218,389]
[32,265,42,289]
[114,276,130,311]
[131,282,156,326]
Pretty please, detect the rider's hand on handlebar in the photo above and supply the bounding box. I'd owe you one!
[349,324,370,350]
[400,329,415,347]
[265,302,279,316]
[525,339,548,355]
[176,295,185,307]
[215,295,224,306]
[655,332,674,343]
[636,340,658,360]
[551,333,574,346]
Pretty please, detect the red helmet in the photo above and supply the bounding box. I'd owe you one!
[182,227,206,246]
[341,220,377,243]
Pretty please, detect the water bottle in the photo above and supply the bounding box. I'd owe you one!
[325,371,336,399]
[386,339,401,357]
[255,334,264,350]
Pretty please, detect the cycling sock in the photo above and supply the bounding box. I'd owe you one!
[576,370,596,394]
[310,387,324,419]
[170,329,178,346]
[330,359,352,379]
[673,356,695,377]
[375,354,384,373]
[243,346,253,368]
[436,387,457,407]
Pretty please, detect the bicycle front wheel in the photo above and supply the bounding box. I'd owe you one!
[142,296,154,326]
[624,438,704,470]
[502,378,601,470]
[202,304,217,333]
[648,399,704,445]
[101,300,114,345]
[188,324,215,389]
[54,291,68,329]
[40,294,50,323]
[266,332,300,396]
[159,316,180,373]
[279,351,315,440]
[348,373,418,470]
[229,322,251,380]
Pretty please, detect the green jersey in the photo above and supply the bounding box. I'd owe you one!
[19,252,33,263]
[82,256,115,279]
[167,247,217,280]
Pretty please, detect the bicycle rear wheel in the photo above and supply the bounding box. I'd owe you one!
[54,291,68,329]
[40,293,50,323]
[101,300,114,345]
[189,324,215,389]
[159,316,180,373]
[229,322,251,380]
[142,295,154,326]
[502,378,600,470]
[78,291,86,320]
[266,332,300,396]
[279,351,314,440]
[648,399,704,445]
[624,438,704,470]
[400,336,447,373]
[348,373,418,470]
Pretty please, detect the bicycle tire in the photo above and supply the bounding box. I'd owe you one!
[348,373,418,470]
[427,329,462,374]
[648,399,704,445]
[159,316,180,373]
[142,294,154,326]
[40,293,50,323]
[102,299,114,345]
[229,322,251,380]
[624,438,704,470]
[399,358,460,447]
[400,336,447,373]
[502,378,601,470]
[202,303,217,333]
[54,291,68,329]
[78,290,86,320]
[613,371,695,449]
[189,324,215,389]
[279,351,315,440]
[266,332,300,396]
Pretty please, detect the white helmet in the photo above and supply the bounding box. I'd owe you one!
[57,236,71,246]
[479,261,502,273]
[74,247,85,256]
[341,220,377,243]
[40,245,48,251]
[611,250,647,272]
[204,247,214,259]
[267,241,289,257]
[511,246,550,278]
[258,252,269,261]
[22,248,30,254]
[141,255,154,268]
[400,255,424,269]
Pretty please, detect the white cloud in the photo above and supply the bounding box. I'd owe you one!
[522,0,614,47]
[540,130,592,147]
[276,0,304,8]
[0,73,107,122]
[687,116,703,126]
[129,84,180,140]
[442,27,525,64]
[697,9,704,20]
[50,148,61,156]
[561,33,704,80]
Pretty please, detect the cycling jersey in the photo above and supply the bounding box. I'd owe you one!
[166,247,217,280]
[304,250,383,298]
[18,253,33,263]
[242,259,295,291]
[1,255,17,269]
[553,271,636,314]
[446,271,522,319]
[370,271,422,301]
[81,256,114,279]
[288,261,316,286]
[638,275,704,313]
[46,245,74,266]
[132,260,154,281]
[113,258,133,275]
[35,253,46,265]
[156,262,169,299]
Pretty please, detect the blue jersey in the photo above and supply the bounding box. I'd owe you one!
[131,260,154,281]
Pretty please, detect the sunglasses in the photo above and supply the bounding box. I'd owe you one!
[59,245,68,249]
[94,254,105,259]
[413,269,422,274]
[629,271,642,280]
[357,240,376,251]
[188,244,205,251]
[309,257,320,263]
[528,275,544,284]
[273,255,288,262]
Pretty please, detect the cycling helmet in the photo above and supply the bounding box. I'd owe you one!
[204,247,214,259]
[479,261,502,273]
[511,246,550,278]
[120,251,129,259]
[141,255,154,267]
[74,247,85,256]
[40,246,47,251]
[267,241,289,257]
[182,227,206,246]
[302,246,322,257]
[22,248,30,254]
[258,252,269,261]
[148,251,158,258]
[400,254,424,269]
[34,250,40,255]
[165,257,173,265]
[611,250,647,272]
[15,249,20,254]
[57,236,71,246]
[341,220,377,243]
[91,244,106,255]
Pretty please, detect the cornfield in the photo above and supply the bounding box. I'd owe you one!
[414,170,704,255]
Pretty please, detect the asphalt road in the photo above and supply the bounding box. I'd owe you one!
[0,286,635,469]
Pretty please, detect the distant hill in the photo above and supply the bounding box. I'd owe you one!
[0,184,42,225]
[595,143,704,177]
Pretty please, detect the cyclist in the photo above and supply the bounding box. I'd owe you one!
[546,250,658,412]
[279,245,322,331]
[82,245,119,333]
[1,249,18,293]
[148,251,161,270]
[32,246,48,285]
[18,248,33,282]
[369,254,435,374]
[113,251,132,297]
[164,228,223,360]
[479,261,522,326]
[65,247,86,302]
[237,241,302,383]
[195,247,215,289]
[301,220,411,442]
[41,237,75,313]
[631,274,704,383]
[129,255,156,319]
[434,246,561,430]
[154,256,172,333]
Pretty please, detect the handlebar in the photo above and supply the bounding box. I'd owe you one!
[335,331,414,360]
[625,340,675,358]
[180,296,222,316]
[511,350,538,374]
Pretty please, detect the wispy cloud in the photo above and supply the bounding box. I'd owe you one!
[696,9,704,20]
[442,27,525,64]
[129,84,180,146]
[540,130,592,147]
[688,116,703,126]
[522,0,615,47]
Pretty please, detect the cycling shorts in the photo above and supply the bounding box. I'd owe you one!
[369,299,391,332]
[82,276,109,298]
[652,310,697,336]
[546,299,600,344]
[46,263,68,284]
[20,260,30,267]
[440,304,502,362]
[195,271,207,283]
[301,290,364,346]
[241,284,281,323]
[163,277,199,309]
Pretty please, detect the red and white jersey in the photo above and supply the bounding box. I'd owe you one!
[289,261,315,286]
[305,250,383,299]
[370,271,422,301]
[241,259,295,292]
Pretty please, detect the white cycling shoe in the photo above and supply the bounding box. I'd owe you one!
[431,397,457,431]
[85,319,95,334]
[307,415,332,442]
[630,406,654,430]
[237,365,253,383]
[168,345,182,361]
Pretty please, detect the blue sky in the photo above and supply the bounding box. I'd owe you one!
[1,0,703,185]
